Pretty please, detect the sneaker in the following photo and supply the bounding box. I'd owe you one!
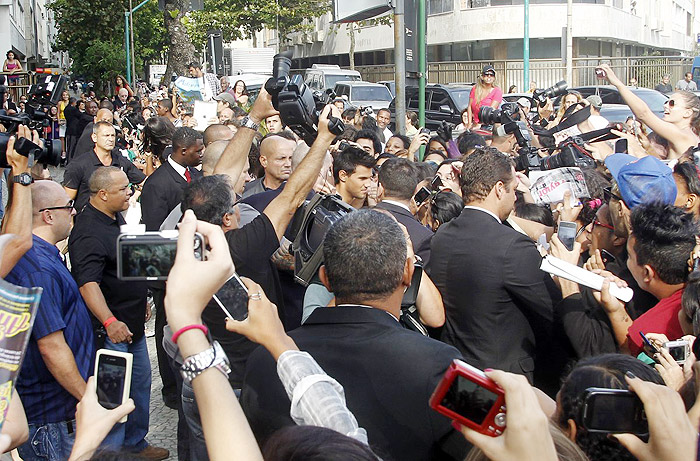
[138,445,170,460]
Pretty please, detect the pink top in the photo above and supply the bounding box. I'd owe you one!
[469,86,503,124]
[5,61,18,71]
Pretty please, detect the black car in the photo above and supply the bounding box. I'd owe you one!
[388,84,472,131]
[569,85,668,119]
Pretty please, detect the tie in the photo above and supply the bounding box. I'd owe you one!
[185,168,191,183]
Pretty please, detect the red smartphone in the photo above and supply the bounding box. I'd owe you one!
[429,359,507,437]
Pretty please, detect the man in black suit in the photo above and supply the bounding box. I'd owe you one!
[141,127,203,231]
[241,210,467,461]
[427,148,555,387]
[140,126,203,408]
[376,157,433,264]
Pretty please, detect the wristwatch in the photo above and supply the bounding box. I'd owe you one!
[240,115,260,131]
[11,173,33,186]
[180,341,231,385]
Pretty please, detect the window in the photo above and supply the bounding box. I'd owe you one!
[430,91,451,112]
[428,0,453,14]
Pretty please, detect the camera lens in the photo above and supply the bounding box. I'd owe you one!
[272,51,293,80]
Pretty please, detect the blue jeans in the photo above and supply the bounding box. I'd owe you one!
[17,420,76,460]
[100,336,150,452]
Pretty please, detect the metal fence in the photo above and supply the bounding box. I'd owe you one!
[353,56,695,90]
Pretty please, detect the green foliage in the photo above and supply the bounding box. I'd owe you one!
[48,0,167,88]
[185,0,330,50]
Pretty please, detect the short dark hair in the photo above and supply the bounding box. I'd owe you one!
[514,202,554,227]
[457,130,487,155]
[323,210,407,302]
[158,98,173,111]
[231,106,247,118]
[354,129,382,155]
[429,191,463,228]
[187,62,201,69]
[378,158,418,200]
[377,108,391,117]
[99,99,114,111]
[674,161,700,196]
[630,202,698,285]
[460,147,514,202]
[332,147,376,183]
[263,426,379,461]
[387,134,410,150]
[341,108,356,120]
[172,127,203,151]
[182,175,234,226]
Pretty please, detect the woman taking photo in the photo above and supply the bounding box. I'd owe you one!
[598,63,700,160]
[466,65,502,128]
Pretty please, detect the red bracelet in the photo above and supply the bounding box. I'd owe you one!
[103,316,118,329]
[171,324,208,344]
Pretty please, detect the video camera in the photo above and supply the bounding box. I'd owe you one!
[265,51,345,147]
[0,74,65,167]
[514,136,596,172]
[532,80,568,107]
[290,193,354,286]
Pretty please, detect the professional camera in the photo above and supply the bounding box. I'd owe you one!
[290,193,354,286]
[532,80,568,107]
[265,51,345,147]
[479,103,532,148]
[514,136,596,172]
[0,74,65,167]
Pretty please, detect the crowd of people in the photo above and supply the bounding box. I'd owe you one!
[1,58,700,461]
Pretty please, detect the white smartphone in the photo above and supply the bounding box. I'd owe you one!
[558,221,578,251]
[94,349,133,423]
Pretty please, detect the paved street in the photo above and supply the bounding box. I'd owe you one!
[145,317,179,459]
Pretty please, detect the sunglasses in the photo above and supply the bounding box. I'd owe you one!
[603,186,622,203]
[483,73,495,77]
[39,200,74,212]
[665,99,677,108]
[592,220,615,231]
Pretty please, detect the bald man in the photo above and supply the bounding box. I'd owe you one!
[73,108,115,160]
[6,180,95,461]
[203,123,234,146]
[241,131,297,198]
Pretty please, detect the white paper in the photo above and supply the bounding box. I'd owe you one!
[529,167,590,205]
[540,255,633,303]
[192,100,217,131]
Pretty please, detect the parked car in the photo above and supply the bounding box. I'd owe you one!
[387,83,473,131]
[568,85,668,119]
[377,80,396,97]
[333,81,393,112]
[304,64,361,93]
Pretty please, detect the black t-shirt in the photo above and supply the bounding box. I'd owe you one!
[225,213,284,320]
[69,203,148,340]
[63,150,145,214]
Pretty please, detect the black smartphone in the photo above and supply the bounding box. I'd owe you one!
[431,175,443,190]
[581,388,647,436]
[213,273,250,321]
[117,231,203,281]
[95,350,133,422]
[413,186,432,205]
[615,138,628,154]
[639,331,661,355]
[557,221,577,251]
[600,249,617,265]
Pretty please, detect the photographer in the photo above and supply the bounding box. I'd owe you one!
[1,125,34,277]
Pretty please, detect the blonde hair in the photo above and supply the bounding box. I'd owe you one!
[556,91,583,119]
[474,74,498,107]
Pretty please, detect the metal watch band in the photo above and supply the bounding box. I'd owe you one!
[180,341,231,385]
[240,116,260,131]
[11,173,33,186]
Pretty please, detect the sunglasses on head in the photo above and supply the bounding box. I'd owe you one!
[603,186,622,203]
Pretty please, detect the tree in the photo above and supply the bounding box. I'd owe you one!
[48,0,167,89]
[329,15,392,70]
[184,0,330,51]
[162,0,196,81]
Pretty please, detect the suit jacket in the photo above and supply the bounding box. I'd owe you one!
[375,200,433,265]
[426,207,555,383]
[241,306,468,461]
[140,162,202,231]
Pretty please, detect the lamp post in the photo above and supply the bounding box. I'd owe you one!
[124,0,152,85]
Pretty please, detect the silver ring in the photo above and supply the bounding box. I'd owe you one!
[249,292,262,301]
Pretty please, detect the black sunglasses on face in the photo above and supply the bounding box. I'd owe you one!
[39,200,75,212]
[603,186,622,203]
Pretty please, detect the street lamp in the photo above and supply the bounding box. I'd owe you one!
[124,0,152,85]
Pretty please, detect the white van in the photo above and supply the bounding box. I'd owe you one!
[304,64,361,93]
